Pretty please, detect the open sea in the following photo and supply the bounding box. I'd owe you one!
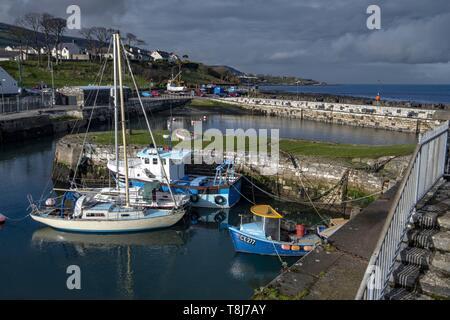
[260,84,450,104]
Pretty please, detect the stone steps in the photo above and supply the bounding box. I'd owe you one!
[407,229,438,249]
[419,269,450,299]
[438,212,450,230]
[390,263,421,289]
[387,182,450,300]
[385,288,432,300]
[431,252,450,274]
[397,247,432,268]
[432,232,450,253]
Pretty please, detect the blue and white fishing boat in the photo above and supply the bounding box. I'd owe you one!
[107,148,242,209]
[229,205,323,257]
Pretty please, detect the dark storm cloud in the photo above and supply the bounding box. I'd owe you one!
[1,0,449,83]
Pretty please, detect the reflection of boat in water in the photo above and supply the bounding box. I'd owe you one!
[229,205,346,257]
[32,227,186,248]
[193,208,230,224]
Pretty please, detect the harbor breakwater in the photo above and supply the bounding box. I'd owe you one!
[0,97,191,143]
[214,97,446,133]
[52,135,411,208]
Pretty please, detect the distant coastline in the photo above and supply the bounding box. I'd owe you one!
[258,84,450,106]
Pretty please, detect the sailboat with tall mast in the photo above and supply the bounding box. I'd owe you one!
[30,33,187,233]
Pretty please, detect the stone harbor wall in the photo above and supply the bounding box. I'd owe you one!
[216,97,441,133]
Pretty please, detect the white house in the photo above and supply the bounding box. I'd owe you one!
[150,50,170,61]
[52,43,89,60]
[0,67,20,95]
[125,47,152,62]
[169,53,180,63]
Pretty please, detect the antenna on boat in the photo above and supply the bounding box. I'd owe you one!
[115,33,131,207]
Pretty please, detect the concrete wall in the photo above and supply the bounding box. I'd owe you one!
[217,97,441,133]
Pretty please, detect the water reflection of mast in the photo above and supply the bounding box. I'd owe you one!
[117,245,134,298]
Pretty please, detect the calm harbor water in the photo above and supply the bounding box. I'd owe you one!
[261,84,450,105]
[0,113,416,299]
[141,114,417,145]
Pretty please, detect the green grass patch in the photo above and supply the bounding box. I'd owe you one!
[279,139,415,159]
[87,130,169,146]
[0,60,150,88]
[188,98,231,108]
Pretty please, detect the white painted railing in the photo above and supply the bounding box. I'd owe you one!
[356,121,449,300]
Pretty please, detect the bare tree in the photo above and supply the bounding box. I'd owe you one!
[48,17,66,65]
[126,33,137,47]
[21,13,43,65]
[92,27,114,61]
[79,27,96,61]
[40,13,55,69]
[9,22,30,87]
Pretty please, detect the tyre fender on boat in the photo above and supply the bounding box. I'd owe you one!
[214,196,227,206]
[214,211,226,223]
[190,194,200,203]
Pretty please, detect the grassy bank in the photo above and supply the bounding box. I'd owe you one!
[0,60,238,89]
[86,130,416,160]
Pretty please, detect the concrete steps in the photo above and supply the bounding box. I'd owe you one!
[387,183,450,300]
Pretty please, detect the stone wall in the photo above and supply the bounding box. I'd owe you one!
[216,97,441,133]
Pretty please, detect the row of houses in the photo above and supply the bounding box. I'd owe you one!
[0,42,181,63]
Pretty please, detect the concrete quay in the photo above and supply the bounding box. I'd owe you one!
[254,185,401,300]
[0,97,191,143]
[216,97,450,133]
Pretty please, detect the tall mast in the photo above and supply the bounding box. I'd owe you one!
[113,34,119,191]
[116,33,130,207]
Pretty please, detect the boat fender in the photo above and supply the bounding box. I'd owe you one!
[0,214,6,225]
[45,198,56,207]
[190,194,200,203]
[214,196,227,206]
[214,211,226,223]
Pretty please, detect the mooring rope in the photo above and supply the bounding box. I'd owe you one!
[1,213,31,222]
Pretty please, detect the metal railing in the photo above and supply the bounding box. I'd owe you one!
[0,94,53,114]
[356,121,449,300]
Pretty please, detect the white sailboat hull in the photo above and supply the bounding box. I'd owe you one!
[30,211,185,233]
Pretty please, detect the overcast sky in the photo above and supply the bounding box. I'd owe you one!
[1,0,449,84]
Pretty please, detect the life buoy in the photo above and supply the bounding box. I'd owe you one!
[215,196,227,206]
[190,194,200,203]
[214,211,226,223]
[0,214,6,225]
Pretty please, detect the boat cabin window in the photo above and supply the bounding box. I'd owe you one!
[121,214,130,217]
[153,158,158,165]
[145,158,150,164]
[264,218,281,242]
[86,213,105,218]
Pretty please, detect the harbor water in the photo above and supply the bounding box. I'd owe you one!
[0,113,416,299]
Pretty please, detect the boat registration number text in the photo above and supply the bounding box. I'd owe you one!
[239,235,256,246]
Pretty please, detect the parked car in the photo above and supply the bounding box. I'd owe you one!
[151,90,160,97]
